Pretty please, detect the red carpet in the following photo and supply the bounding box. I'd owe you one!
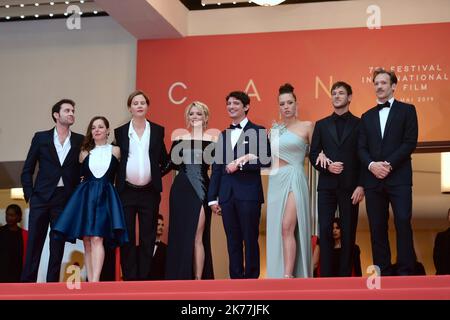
[0,276,449,300]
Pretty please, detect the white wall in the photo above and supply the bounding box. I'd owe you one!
[0,16,137,162]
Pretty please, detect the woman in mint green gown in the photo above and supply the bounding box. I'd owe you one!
[266,84,314,278]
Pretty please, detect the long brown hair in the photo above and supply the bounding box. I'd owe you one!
[81,116,110,152]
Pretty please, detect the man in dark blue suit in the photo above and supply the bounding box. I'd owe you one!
[208,91,270,279]
[359,68,418,276]
[21,99,84,282]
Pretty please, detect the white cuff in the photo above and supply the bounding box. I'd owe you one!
[208,200,218,206]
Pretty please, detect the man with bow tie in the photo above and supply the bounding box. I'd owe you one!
[208,91,271,279]
[359,68,418,276]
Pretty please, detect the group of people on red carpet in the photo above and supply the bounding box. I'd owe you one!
[2,67,449,283]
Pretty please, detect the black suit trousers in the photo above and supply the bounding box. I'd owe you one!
[119,185,161,281]
[318,188,359,277]
[365,184,415,276]
[221,198,261,279]
[21,188,67,282]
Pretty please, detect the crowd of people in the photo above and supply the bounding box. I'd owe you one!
[1,67,448,282]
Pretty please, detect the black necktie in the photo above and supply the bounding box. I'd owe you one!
[377,101,391,111]
[229,123,242,130]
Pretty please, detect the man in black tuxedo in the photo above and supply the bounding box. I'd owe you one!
[114,90,169,281]
[433,208,450,275]
[208,91,271,279]
[21,99,84,282]
[359,68,418,276]
[149,214,167,280]
[309,81,364,277]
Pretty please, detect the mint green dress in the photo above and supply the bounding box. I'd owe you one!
[266,124,312,278]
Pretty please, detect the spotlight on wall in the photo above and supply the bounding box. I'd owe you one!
[441,152,450,193]
[252,0,285,5]
[202,0,285,6]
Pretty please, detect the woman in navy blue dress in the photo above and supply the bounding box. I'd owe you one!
[54,116,128,282]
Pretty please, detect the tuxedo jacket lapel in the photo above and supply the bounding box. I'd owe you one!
[47,130,60,165]
[149,121,157,159]
[224,129,233,157]
[62,132,80,167]
[373,109,383,141]
[122,122,131,156]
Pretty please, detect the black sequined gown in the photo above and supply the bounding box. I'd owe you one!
[164,139,215,280]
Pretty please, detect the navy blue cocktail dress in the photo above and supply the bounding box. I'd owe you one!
[54,144,128,247]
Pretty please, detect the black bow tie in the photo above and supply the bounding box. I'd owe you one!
[229,123,242,130]
[377,101,391,111]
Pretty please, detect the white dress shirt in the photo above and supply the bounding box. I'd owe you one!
[53,128,71,187]
[230,117,248,149]
[368,97,394,170]
[89,144,112,178]
[378,97,394,138]
[126,120,151,186]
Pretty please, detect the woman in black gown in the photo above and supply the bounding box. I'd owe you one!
[164,101,215,280]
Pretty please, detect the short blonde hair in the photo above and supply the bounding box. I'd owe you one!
[185,101,209,128]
